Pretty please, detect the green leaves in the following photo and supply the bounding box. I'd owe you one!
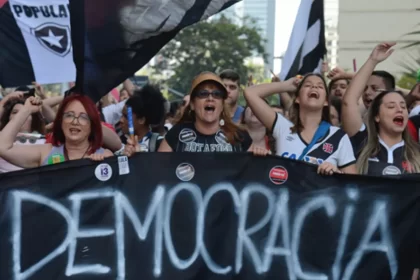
[153,15,267,94]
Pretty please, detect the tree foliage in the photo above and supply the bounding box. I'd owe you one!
[397,73,417,90]
[154,15,267,94]
[400,22,420,77]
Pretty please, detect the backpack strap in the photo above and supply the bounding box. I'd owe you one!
[149,133,159,152]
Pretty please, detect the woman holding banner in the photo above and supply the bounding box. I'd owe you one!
[157,72,268,155]
[343,43,420,175]
[0,94,113,168]
[244,73,357,175]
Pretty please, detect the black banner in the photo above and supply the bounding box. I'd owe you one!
[0,153,419,280]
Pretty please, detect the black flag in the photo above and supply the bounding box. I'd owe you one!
[280,0,326,80]
[69,0,239,102]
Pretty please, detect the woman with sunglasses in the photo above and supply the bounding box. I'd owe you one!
[244,73,357,175]
[158,72,267,155]
[0,96,46,173]
[0,94,113,169]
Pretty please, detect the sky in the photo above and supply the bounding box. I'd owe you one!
[273,0,302,74]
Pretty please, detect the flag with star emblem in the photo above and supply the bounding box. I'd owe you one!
[0,0,75,88]
[69,0,239,102]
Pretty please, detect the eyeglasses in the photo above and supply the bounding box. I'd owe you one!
[193,89,226,99]
[63,112,90,125]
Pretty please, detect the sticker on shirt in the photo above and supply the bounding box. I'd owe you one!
[47,153,65,165]
[215,130,227,144]
[179,128,197,143]
[95,163,113,181]
[382,165,401,176]
[176,163,195,181]
[322,143,334,154]
[269,166,288,185]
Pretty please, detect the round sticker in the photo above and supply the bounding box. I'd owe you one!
[215,130,227,144]
[95,163,113,181]
[179,129,197,143]
[176,163,195,182]
[269,166,288,185]
[382,165,401,176]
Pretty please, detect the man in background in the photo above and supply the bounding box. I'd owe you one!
[219,69,244,123]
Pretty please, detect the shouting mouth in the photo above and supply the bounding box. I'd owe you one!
[364,98,373,107]
[393,116,404,126]
[308,92,319,99]
[204,105,215,112]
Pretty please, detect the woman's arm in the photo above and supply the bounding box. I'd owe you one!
[157,139,173,152]
[0,97,46,168]
[244,78,297,130]
[102,124,122,152]
[340,164,357,174]
[342,42,395,137]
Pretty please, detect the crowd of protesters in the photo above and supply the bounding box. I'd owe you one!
[0,42,420,178]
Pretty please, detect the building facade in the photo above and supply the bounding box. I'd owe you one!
[324,0,339,69]
[243,0,276,74]
[216,0,276,75]
[338,0,420,76]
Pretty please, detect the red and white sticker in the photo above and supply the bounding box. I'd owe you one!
[269,166,288,185]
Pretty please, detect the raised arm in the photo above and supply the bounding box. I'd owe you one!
[342,42,395,136]
[102,123,122,152]
[244,78,297,130]
[0,97,46,168]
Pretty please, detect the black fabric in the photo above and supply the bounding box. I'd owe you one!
[350,128,409,176]
[69,0,239,103]
[165,122,252,152]
[284,0,326,80]
[350,129,368,157]
[0,154,419,279]
[0,0,36,87]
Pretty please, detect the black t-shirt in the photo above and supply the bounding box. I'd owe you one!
[165,123,252,152]
[350,126,409,176]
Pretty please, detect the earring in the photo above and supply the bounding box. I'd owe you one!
[219,119,225,127]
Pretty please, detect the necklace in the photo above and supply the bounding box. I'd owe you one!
[64,144,91,161]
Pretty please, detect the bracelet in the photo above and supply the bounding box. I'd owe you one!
[114,144,125,156]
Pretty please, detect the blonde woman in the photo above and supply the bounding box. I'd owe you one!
[353,90,420,175]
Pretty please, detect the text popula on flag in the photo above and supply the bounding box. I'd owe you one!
[0,0,76,87]
[69,0,239,103]
[0,153,419,279]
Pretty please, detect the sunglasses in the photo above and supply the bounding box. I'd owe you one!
[193,89,226,99]
[15,136,42,144]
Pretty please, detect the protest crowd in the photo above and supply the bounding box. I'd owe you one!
[2,0,420,278]
[0,43,419,179]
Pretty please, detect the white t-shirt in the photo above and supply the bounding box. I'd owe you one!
[102,100,127,126]
[272,114,356,168]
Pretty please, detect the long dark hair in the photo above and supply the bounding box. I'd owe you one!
[0,97,46,133]
[289,73,331,133]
